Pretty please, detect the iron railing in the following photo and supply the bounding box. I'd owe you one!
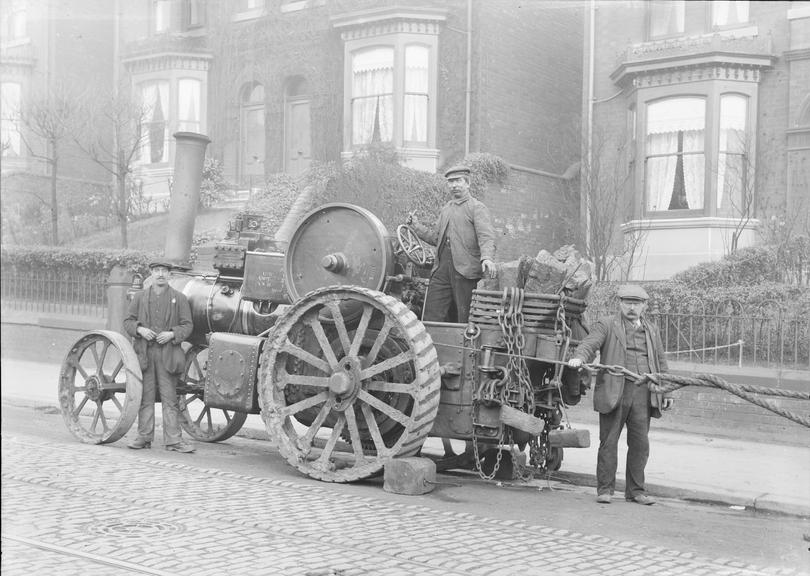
[585,304,810,370]
[0,267,108,318]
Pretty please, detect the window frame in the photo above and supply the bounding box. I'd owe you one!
[633,80,758,220]
[342,33,438,155]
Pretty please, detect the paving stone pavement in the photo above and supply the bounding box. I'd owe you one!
[1,435,806,576]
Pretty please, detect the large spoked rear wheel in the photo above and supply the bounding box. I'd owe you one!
[259,285,441,482]
[58,330,142,444]
[179,346,247,442]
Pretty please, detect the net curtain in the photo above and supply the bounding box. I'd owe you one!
[178,79,201,133]
[403,45,428,144]
[716,95,748,210]
[646,98,705,211]
[352,48,393,145]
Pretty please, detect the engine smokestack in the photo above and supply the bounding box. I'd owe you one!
[165,131,211,267]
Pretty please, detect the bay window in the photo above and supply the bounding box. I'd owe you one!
[335,7,443,172]
[641,88,754,218]
[712,1,749,28]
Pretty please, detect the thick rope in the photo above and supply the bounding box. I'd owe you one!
[641,371,810,429]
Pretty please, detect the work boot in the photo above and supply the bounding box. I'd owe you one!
[165,441,195,453]
[127,437,151,450]
[596,493,612,504]
[626,494,656,505]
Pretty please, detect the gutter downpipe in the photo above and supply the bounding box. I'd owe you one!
[585,0,596,256]
[465,0,472,156]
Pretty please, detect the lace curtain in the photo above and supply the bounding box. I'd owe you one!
[352,48,393,145]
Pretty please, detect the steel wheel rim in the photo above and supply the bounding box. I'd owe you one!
[260,286,440,482]
[58,330,141,445]
[179,346,248,442]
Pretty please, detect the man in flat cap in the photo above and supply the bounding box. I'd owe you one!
[568,284,673,505]
[123,259,195,452]
[410,164,497,323]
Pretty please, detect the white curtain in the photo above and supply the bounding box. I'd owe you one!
[646,132,678,211]
[178,78,201,132]
[682,130,705,209]
[403,45,428,144]
[713,1,749,26]
[352,48,393,145]
[651,0,684,37]
[717,95,747,210]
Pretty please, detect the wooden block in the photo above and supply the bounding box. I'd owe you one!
[549,428,591,448]
[383,457,436,495]
[499,404,546,436]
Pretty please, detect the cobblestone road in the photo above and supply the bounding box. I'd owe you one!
[1,435,804,576]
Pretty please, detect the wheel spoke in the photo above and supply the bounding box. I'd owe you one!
[97,405,109,432]
[110,395,123,412]
[90,406,101,432]
[364,380,415,395]
[284,373,331,388]
[69,359,89,380]
[326,300,352,356]
[299,402,332,451]
[360,402,386,454]
[281,391,329,418]
[348,304,374,357]
[89,342,101,370]
[98,340,111,367]
[205,407,213,432]
[72,396,89,418]
[316,415,345,468]
[305,316,339,369]
[188,355,203,384]
[360,351,412,381]
[194,406,210,426]
[109,359,124,381]
[281,340,331,374]
[344,405,366,462]
[357,389,411,427]
[366,319,393,366]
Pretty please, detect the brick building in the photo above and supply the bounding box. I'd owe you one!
[585,0,810,279]
[2,0,584,257]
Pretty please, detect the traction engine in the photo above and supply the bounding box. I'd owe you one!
[58,137,590,485]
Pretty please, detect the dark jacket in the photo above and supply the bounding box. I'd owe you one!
[572,313,671,418]
[123,286,193,374]
[413,195,496,279]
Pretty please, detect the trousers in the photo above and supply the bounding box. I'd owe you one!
[137,344,183,444]
[423,242,479,323]
[597,378,651,498]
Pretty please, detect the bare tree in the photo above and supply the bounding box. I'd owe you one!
[566,128,646,281]
[72,89,149,248]
[17,86,82,245]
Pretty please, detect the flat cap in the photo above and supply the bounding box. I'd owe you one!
[148,259,175,270]
[444,164,471,179]
[617,284,649,301]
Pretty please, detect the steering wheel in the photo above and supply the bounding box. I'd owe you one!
[396,224,430,266]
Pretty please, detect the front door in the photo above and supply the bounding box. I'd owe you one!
[285,98,311,178]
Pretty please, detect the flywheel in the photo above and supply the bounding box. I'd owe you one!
[258,285,440,482]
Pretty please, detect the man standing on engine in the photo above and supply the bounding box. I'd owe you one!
[568,285,673,505]
[410,164,497,323]
[124,259,195,453]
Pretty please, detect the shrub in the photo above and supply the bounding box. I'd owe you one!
[0,245,153,276]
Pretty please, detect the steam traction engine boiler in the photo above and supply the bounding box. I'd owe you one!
[58,139,590,485]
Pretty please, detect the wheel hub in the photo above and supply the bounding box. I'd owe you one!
[85,375,103,401]
[330,357,362,412]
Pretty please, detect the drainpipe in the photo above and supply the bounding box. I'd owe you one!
[464,0,472,156]
[584,0,596,255]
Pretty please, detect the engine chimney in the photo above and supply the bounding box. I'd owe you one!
[164,131,211,267]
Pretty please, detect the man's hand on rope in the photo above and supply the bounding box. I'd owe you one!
[568,358,583,369]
